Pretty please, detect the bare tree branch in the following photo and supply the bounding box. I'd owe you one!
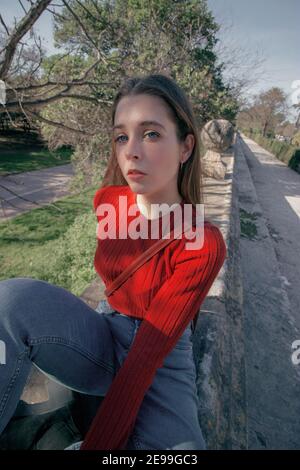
[11,80,111,92]
[1,91,111,113]
[45,6,68,22]
[0,14,10,36]
[18,0,28,15]
[26,107,96,136]
[0,182,64,218]
[0,0,52,79]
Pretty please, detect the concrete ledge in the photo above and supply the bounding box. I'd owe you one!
[79,276,106,310]
[191,139,247,449]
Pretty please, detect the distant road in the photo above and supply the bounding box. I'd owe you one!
[241,134,300,317]
[238,134,300,449]
[0,164,74,222]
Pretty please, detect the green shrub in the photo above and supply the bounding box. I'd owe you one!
[242,129,299,172]
[289,149,300,172]
[292,131,300,147]
[41,210,98,296]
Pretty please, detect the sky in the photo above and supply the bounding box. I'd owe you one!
[207,0,300,117]
[0,0,299,119]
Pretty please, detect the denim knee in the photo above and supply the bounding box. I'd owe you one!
[0,277,37,310]
[0,277,38,328]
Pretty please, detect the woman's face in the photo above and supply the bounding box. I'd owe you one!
[113,94,194,203]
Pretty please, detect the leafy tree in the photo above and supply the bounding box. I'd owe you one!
[39,0,238,190]
[237,87,288,137]
[1,0,239,191]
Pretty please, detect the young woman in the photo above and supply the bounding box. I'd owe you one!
[0,73,227,451]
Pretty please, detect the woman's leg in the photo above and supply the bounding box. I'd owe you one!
[125,322,207,451]
[0,277,117,435]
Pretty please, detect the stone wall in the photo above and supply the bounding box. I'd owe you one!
[193,124,247,449]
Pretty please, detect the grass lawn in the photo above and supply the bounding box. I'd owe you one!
[0,130,73,175]
[0,184,99,291]
[0,146,73,175]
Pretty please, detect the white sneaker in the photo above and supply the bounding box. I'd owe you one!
[64,440,83,450]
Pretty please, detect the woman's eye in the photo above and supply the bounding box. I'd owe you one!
[145,131,159,139]
[114,131,159,143]
[115,135,127,143]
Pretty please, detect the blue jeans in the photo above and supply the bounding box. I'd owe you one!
[0,277,207,450]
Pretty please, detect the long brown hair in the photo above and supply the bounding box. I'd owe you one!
[101,73,204,206]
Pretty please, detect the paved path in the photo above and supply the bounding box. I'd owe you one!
[241,134,300,319]
[0,164,74,222]
[238,134,300,449]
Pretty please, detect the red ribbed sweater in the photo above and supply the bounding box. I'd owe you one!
[80,184,227,450]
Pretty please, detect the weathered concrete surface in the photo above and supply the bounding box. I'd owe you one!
[79,275,106,309]
[201,119,235,152]
[241,135,300,322]
[193,143,247,450]
[200,119,234,180]
[237,134,300,449]
[0,164,74,222]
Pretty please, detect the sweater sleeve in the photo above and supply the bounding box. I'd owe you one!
[80,224,227,450]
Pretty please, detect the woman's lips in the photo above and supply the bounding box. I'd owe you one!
[127,173,147,179]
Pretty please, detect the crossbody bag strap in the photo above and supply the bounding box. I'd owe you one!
[104,221,193,298]
[104,220,199,334]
